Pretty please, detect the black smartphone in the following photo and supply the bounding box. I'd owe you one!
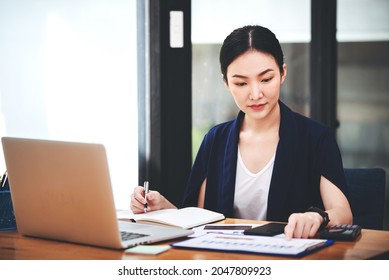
[243,223,286,236]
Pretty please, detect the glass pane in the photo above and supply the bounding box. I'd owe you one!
[0,0,138,209]
[337,0,389,229]
[192,0,311,159]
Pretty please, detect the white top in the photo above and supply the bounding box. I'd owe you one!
[233,148,275,220]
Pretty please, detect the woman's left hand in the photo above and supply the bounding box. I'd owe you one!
[284,212,323,239]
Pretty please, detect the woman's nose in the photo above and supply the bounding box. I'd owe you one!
[249,85,263,100]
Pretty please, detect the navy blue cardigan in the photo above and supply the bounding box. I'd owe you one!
[182,101,348,222]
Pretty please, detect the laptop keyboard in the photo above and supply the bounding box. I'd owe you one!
[0,190,17,230]
[120,231,149,241]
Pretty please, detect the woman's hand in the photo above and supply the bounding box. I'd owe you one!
[284,212,323,239]
[130,186,177,214]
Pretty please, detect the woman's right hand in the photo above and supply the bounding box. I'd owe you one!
[130,186,177,214]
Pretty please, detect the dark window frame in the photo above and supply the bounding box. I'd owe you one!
[137,0,192,206]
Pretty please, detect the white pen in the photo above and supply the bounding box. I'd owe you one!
[143,181,149,213]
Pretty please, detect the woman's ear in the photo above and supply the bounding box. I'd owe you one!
[281,64,287,84]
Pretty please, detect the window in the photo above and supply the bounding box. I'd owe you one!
[0,0,138,209]
[337,0,389,228]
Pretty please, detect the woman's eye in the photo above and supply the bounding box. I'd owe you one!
[262,77,273,83]
[235,82,246,87]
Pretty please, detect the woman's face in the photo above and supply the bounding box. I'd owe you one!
[225,50,287,121]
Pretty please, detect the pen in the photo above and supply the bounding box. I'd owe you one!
[143,181,149,213]
[1,172,7,189]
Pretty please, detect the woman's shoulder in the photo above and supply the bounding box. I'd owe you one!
[207,120,234,135]
[205,111,242,137]
[280,101,331,137]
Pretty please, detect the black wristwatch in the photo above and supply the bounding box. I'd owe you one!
[307,206,330,230]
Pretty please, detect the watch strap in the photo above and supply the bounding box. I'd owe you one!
[307,206,330,230]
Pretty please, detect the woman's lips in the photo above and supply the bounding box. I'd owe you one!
[249,103,266,111]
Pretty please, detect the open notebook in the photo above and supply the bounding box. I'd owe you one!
[2,137,193,249]
[117,207,225,229]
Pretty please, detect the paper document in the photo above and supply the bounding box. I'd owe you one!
[171,233,333,257]
[189,224,258,237]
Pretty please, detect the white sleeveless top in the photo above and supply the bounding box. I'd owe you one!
[233,148,275,220]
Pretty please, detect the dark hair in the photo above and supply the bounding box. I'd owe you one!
[220,25,284,83]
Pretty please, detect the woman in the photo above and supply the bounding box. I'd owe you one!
[131,25,352,239]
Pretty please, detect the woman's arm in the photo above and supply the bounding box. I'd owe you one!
[320,176,353,225]
[197,179,207,208]
[284,176,352,239]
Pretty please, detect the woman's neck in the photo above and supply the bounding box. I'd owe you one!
[242,103,281,135]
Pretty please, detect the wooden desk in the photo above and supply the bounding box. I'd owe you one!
[0,219,388,260]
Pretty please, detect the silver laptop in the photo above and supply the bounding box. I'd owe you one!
[1,137,193,249]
